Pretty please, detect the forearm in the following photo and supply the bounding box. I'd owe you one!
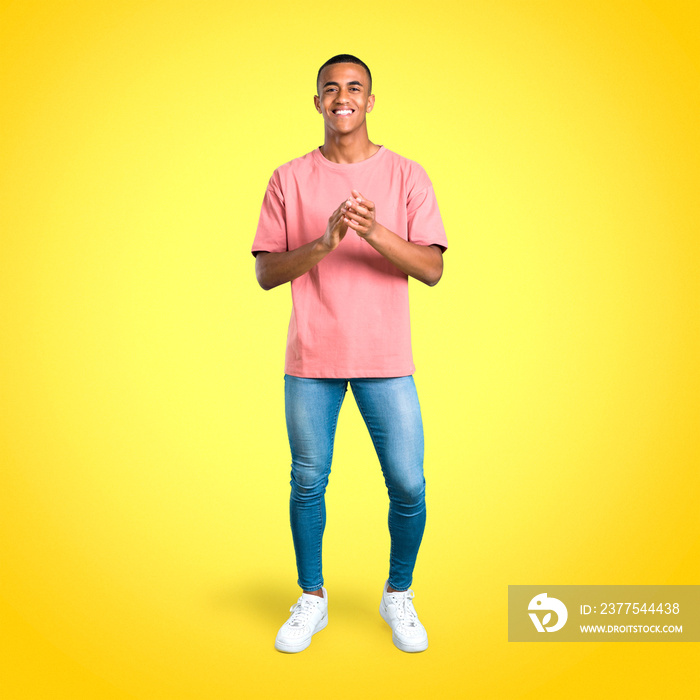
[255,238,330,290]
[256,201,350,290]
[341,190,444,286]
[363,223,444,286]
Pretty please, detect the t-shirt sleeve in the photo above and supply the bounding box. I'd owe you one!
[406,169,448,252]
[252,172,288,255]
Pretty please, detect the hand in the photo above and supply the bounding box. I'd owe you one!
[320,201,350,251]
[342,189,377,239]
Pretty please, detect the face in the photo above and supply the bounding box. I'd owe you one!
[314,63,374,135]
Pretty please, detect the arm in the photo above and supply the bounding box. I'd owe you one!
[255,201,349,290]
[342,190,444,286]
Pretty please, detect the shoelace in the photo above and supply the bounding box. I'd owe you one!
[388,589,419,627]
[287,598,319,628]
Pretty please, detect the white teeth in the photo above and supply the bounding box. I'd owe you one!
[335,109,352,115]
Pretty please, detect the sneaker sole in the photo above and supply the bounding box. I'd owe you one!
[380,603,429,653]
[274,615,328,653]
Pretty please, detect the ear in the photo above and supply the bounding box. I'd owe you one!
[366,94,375,113]
[314,95,322,114]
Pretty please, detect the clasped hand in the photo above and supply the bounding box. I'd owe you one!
[323,189,377,251]
[341,189,377,239]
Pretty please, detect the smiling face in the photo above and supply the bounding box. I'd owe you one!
[314,63,375,136]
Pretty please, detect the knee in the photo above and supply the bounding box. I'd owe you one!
[388,471,425,508]
[290,459,330,499]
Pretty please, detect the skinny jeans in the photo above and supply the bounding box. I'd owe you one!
[284,374,426,592]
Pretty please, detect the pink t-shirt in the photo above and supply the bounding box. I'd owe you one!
[252,146,448,378]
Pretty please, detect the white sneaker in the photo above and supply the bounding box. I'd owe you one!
[274,588,328,653]
[380,581,428,652]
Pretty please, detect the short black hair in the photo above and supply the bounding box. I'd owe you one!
[316,54,372,95]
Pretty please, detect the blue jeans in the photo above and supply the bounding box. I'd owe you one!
[284,374,426,592]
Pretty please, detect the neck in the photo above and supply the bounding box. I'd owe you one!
[321,129,379,164]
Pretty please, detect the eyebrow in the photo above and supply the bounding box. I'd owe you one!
[322,80,363,89]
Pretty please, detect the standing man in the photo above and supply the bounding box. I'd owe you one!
[252,54,447,653]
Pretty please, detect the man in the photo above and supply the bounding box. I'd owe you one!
[252,54,447,653]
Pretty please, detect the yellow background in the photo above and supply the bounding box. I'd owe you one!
[1,1,698,698]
